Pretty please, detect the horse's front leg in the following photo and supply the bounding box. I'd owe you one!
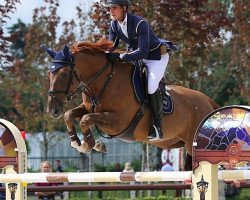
[79,112,116,153]
[64,103,88,150]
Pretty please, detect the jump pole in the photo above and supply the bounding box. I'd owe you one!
[0,171,192,183]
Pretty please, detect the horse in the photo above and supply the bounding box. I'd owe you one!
[45,38,219,169]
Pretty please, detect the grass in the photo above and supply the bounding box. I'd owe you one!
[67,189,189,200]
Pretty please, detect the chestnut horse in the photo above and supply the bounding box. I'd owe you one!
[46,38,218,164]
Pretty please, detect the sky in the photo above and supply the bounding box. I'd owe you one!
[1,0,94,33]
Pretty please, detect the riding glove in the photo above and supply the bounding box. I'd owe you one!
[106,53,121,62]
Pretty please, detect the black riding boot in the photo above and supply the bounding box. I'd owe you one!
[148,89,163,141]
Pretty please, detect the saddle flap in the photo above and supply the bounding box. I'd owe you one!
[132,65,174,114]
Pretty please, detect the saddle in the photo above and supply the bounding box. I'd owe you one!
[113,62,174,142]
[132,62,173,114]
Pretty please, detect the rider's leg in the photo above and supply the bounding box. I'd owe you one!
[143,53,169,140]
[148,89,163,140]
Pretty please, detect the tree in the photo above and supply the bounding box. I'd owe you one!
[0,0,20,68]
[22,0,66,159]
[0,0,73,159]
[204,43,248,106]
[90,0,249,106]
[202,0,249,106]
[0,20,28,124]
[91,0,232,90]
[229,0,250,103]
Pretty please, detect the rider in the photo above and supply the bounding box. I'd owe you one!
[105,0,170,141]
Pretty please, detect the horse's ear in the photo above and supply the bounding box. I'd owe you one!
[41,45,57,59]
[63,45,72,60]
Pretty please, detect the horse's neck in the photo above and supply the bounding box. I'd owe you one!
[75,53,107,80]
[115,62,133,82]
[75,52,133,92]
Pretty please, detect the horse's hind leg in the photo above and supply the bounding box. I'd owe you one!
[64,104,88,151]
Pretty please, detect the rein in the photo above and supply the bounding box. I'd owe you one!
[48,58,115,109]
[83,60,115,110]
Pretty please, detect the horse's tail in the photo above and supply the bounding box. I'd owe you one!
[208,97,220,110]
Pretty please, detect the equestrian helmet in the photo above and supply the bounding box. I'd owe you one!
[105,0,131,7]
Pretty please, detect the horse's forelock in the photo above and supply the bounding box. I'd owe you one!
[71,38,113,54]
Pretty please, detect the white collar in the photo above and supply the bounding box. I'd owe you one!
[118,13,127,26]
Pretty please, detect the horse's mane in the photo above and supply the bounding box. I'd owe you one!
[71,37,114,54]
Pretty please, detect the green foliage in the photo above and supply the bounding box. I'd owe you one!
[67,196,191,200]
[226,196,250,200]
[158,196,169,200]
[0,0,20,66]
[131,159,142,171]
[94,163,120,172]
[25,140,31,155]
[143,197,156,200]
[63,159,79,172]
[94,163,109,172]
[157,196,170,200]
[0,188,195,200]
[7,19,28,59]
[202,42,248,106]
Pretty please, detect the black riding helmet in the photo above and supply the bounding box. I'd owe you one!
[105,0,131,7]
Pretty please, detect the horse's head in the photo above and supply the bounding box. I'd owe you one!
[44,45,79,119]
[44,38,117,118]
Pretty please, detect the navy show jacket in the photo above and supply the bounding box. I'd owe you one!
[108,12,162,62]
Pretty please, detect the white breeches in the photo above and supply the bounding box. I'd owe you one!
[143,53,169,94]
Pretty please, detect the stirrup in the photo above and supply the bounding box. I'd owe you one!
[148,125,162,141]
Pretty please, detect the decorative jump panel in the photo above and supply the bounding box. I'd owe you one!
[193,105,250,169]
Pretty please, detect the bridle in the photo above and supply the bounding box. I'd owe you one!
[48,58,115,110]
[48,60,81,106]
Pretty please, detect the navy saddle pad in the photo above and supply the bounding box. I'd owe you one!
[132,66,174,114]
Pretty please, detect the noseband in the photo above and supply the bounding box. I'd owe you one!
[48,59,114,109]
[48,60,83,105]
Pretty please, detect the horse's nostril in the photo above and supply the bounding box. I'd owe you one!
[54,108,58,113]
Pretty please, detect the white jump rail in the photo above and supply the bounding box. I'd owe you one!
[2,170,250,184]
[0,171,192,183]
[218,170,250,180]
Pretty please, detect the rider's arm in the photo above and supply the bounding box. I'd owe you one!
[120,20,149,62]
[108,21,120,51]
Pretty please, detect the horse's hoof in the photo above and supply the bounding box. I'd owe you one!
[71,141,90,153]
[70,141,80,149]
[75,140,92,153]
[93,140,107,153]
